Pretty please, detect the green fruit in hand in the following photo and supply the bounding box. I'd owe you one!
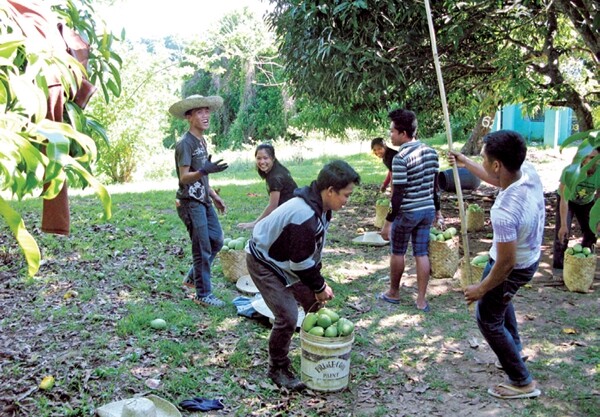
[582,247,592,255]
[302,313,318,332]
[150,318,167,330]
[471,254,489,266]
[573,243,583,253]
[316,314,332,329]
[324,325,338,337]
[308,326,325,336]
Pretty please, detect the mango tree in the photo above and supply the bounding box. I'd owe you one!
[266,0,597,146]
[0,0,121,276]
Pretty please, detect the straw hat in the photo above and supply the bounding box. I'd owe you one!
[236,275,260,295]
[168,94,223,119]
[96,395,181,417]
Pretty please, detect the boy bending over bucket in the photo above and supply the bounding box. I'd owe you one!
[246,160,360,391]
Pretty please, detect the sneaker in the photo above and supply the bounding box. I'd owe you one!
[182,276,195,290]
[267,366,306,391]
[193,294,226,307]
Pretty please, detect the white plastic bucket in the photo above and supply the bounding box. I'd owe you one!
[300,330,354,392]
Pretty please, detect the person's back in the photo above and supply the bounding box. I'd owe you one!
[264,160,297,206]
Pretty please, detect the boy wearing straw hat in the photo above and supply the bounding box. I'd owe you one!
[246,160,360,391]
[169,95,229,307]
[449,130,544,399]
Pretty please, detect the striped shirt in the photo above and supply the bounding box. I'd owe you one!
[391,140,439,212]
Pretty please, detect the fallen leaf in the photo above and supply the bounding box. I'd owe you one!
[145,378,161,389]
[468,337,479,349]
[63,290,78,300]
[562,328,577,334]
[39,375,55,390]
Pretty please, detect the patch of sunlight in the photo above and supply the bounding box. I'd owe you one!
[377,313,423,329]
[216,317,241,332]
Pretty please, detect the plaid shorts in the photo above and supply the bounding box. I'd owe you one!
[390,208,436,256]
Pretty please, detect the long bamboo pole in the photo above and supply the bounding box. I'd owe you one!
[423,0,472,288]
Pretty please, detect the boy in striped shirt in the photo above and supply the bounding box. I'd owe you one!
[379,109,442,312]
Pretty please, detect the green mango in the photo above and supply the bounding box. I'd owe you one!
[324,325,338,337]
[302,313,318,332]
[308,326,325,336]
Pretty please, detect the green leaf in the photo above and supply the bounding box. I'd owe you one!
[60,154,112,221]
[590,200,600,234]
[0,196,40,276]
[10,75,47,121]
[0,35,24,59]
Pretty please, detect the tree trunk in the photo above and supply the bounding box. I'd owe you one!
[554,0,600,65]
[460,113,494,155]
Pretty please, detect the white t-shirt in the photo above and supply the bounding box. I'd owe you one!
[490,162,545,269]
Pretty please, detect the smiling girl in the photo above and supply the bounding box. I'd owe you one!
[238,143,298,230]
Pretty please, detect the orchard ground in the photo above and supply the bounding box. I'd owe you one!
[0,142,598,417]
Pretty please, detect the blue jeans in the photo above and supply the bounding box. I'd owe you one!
[177,199,223,298]
[477,259,538,387]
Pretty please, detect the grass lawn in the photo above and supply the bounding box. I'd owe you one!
[0,141,598,416]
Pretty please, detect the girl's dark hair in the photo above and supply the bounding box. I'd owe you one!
[482,130,526,172]
[255,143,276,179]
[370,137,385,149]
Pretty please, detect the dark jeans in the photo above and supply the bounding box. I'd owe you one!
[177,199,223,298]
[246,253,320,369]
[476,259,538,387]
[552,193,596,269]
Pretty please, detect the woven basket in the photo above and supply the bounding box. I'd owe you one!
[563,252,596,293]
[374,204,389,228]
[459,258,485,289]
[219,250,249,283]
[466,210,485,232]
[429,237,460,278]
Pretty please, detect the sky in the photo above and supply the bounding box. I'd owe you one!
[98,0,272,39]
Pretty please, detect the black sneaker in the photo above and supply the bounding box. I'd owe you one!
[267,366,306,391]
